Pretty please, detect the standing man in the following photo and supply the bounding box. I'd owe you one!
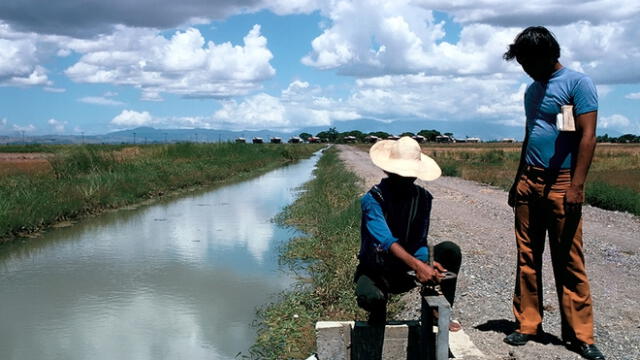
[503,27,604,360]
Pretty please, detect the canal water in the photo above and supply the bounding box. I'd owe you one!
[0,151,322,360]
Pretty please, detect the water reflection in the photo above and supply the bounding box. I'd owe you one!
[0,151,321,360]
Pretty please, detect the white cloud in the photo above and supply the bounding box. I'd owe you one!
[599,114,640,134]
[414,0,640,26]
[64,25,275,99]
[625,92,640,100]
[47,118,67,133]
[351,73,525,125]
[111,110,153,127]
[78,96,124,106]
[0,117,6,128]
[12,124,36,132]
[0,31,51,86]
[301,1,640,84]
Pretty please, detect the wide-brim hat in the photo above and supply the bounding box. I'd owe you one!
[369,136,441,181]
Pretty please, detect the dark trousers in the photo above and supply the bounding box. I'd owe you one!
[355,241,462,321]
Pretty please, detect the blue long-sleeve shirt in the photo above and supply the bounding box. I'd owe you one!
[358,179,432,272]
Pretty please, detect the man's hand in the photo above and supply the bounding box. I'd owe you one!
[565,183,584,214]
[414,260,446,283]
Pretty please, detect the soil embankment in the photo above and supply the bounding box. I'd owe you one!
[338,145,640,360]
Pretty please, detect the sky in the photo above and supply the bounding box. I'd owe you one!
[0,0,639,139]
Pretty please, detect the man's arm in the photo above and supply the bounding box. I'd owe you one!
[508,133,529,207]
[565,110,597,210]
[389,242,445,283]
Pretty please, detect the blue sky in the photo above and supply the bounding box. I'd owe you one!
[0,0,639,139]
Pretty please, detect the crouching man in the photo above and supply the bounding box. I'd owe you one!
[354,136,462,329]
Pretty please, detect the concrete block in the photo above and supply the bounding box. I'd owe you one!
[316,321,353,360]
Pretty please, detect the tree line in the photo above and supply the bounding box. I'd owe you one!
[299,128,452,143]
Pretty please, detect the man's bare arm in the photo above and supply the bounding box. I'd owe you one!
[566,110,597,207]
[389,242,444,283]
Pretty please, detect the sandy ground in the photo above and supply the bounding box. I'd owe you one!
[337,145,640,360]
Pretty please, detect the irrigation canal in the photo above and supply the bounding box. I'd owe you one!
[0,150,322,360]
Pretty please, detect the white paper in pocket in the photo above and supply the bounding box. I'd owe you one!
[556,105,576,131]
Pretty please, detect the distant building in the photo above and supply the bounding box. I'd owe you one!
[270,137,282,144]
[466,137,481,143]
[435,135,454,143]
[343,135,357,143]
[364,135,379,143]
[235,137,246,144]
[252,137,264,144]
[308,136,321,143]
[501,138,516,143]
[386,135,400,140]
[412,135,426,143]
[288,136,302,143]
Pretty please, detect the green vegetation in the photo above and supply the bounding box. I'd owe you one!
[0,143,321,242]
[249,147,367,359]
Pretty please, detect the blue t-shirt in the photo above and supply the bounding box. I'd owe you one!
[524,67,598,169]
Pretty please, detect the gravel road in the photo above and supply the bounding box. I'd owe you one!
[337,145,640,360]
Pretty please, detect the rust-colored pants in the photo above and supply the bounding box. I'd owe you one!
[513,166,594,344]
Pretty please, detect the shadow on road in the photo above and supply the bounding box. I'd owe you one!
[474,319,563,346]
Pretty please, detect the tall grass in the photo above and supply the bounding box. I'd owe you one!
[248,147,365,359]
[0,143,321,241]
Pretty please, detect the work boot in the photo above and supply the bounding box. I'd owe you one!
[503,331,536,346]
[569,341,605,360]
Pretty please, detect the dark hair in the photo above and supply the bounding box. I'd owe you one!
[503,26,560,62]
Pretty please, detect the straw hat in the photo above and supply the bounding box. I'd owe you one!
[369,136,441,181]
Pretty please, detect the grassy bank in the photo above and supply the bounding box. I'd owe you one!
[249,147,365,359]
[0,143,321,242]
[422,143,640,215]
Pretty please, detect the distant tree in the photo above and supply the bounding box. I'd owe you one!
[400,132,415,137]
[299,132,313,141]
[618,134,639,143]
[596,133,610,143]
[444,132,454,137]
[316,127,339,142]
[417,129,441,142]
[367,131,391,139]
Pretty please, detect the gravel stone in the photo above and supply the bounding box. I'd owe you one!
[338,145,640,360]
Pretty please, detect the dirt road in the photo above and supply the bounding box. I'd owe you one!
[337,145,640,360]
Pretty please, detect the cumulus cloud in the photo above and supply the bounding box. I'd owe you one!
[302,0,640,83]
[625,92,640,100]
[211,81,360,130]
[111,110,153,127]
[0,24,52,86]
[351,73,526,125]
[47,118,67,133]
[599,114,640,134]
[414,0,640,27]
[64,25,275,99]
[0,117,6,128]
